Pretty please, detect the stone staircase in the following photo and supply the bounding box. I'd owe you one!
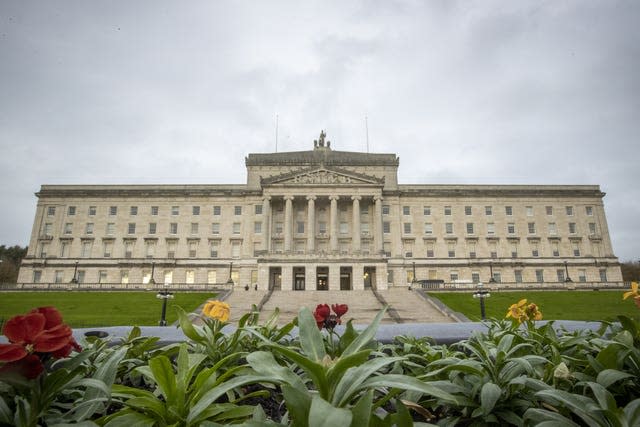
[376,288,452,323]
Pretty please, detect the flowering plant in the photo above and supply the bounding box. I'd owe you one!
[313,303,348,330]
[623,281,640,308]
[202,300,231,322]
[506,298,543,325]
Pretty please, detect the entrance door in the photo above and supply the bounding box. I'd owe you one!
[293,267,305,290]
[317,267,328,290]
[364,267,375,289]
[269,267,282,290]
[340,267,352,290]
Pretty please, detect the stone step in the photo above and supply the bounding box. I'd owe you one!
[377,289,453,323]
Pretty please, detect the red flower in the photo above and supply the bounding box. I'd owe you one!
[314,304,331,328]
[313,303,349,330]
[331,304,348,318]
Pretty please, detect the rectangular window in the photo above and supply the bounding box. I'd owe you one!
[232,222,241,234]
[254,221,262,234]
[231,241,241,258]
[127,223,136,234]
[507,223,515,234]
[569,222,577,234]
[171,206,179,215]
[124,241,134,258]
[472,272,480,284]
[566,206,574,216]
[493,271,502,283]
[297,221,305,234]
[103,241,113,257]
[130,206,138,216]
[340,222,349,234]
[185,270,195,284]
[552,242,560,257]
[423,206,431,215]
[548,222,557,235]
[514,270,523,283]
[557,269,565,282]
[424,223,433,234]
[526,206,533,216]
[149,223,157,234]
[192,206,200,215]
[38,242,48,258]
[447,242,456,258]
[54,270,64,283]
[505,206,513,216]
[445,223,453,234]
[318,221,327,234]
[464,206,472,215]
[98,270,108,284]
[213,206,221,216]
[383,221,390,234]
[255,204,263,215]
[43,222,52,236]
[485,206,492,216]
[466,223,474,234]
[546,206,553,216]
[151,206,159,215]
[511,241,518,258]
[531,243,539,257]
[209,241,219,258]
[47,206,56,216]
[164,271,173,284]
[487,223,495,235]
[167,241,176,259]
[88,206,96,216]
[104,223,113,235]
[190,223,199,234]
[64,223,73,234]
[33,270,42,283]
[170,223,178,234]
[444,206,452,216]
[85,223,94,235]
[189,241,197,257]
[234,206,242,215]
[572,241,581,257]
[528,222,536,234]
[361,222,370,234]
[403,222,412,234]
[275,222,283,234]
[67,206,76,216]
[207,270,217,284]
[81,241,92,258]
[450,271,459,282]
[382,205,390,215]
[468,242,476,258]
[211,223,220,234]
[426,242,434,258]
[578,269,587,282]
[109,206,117,216]
[599,269,607,282]
[60,241,70,257]
[535,269,544,283]
[77,270,85,283]
[403,206,410,215]
[586,206,593,216]
[589,222,597,235]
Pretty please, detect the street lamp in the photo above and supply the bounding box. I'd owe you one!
[488,262,496,283]
[226,262,234,286]
[564,261,573,283]
[156,285,174,326]
[472,282,491,320]
[149,262,156,285]
[69,261,79,284]
[409,261,417,290]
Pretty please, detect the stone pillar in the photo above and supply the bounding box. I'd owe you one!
[281,266,293,291]
[307,196,316,253]
[352,196,361,253]
[262,196,271,253]
[352,264,364,290]
[306,265,317,291]
[329,264,341,291]
[284,196,293,253]
[329,195,339,253]
[374,196,383,254]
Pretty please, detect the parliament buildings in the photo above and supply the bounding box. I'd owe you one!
[18,132,622,290]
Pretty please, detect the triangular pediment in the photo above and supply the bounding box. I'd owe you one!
[261,167,384,186]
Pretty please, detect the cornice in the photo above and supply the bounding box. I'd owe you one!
[385,185,605,198]
[36,185,262,199]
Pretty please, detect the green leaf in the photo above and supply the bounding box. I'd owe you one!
[360,375,461,407]
[309,396,352,427]
[480,383,501,415]
[596,343,624,369]
[177,305,205,343]
[338,320,359,353]
[342,307,386,357]
[523,408,581,426]
[125,396,167,420]
[596,369,635,388]
[147,355,177,402]
[269,344,329,397]
[390,400,413,427]
[534,390,602,426]
[333,357,405,407]
[623,398,640,423]
[104,410,156,427]
[298,307,326,362]
[247,351,307,391]
[326,350,371,389]
[282,385,312,427]
[0,396,13,424]
[585,382,617,412]
[349,389,373,427]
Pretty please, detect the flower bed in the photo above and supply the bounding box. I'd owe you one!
[1,284,640,426]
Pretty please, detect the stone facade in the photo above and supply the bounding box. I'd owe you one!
[18,135,622,289]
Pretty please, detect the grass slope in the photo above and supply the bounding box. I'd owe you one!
[0,292,212,327]
[430,290,640,322]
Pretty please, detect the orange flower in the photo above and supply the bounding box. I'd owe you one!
[506,299,543,324]
[202,300,230,322]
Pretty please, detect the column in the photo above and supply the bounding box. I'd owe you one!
[329,195,339,253]
[352,196,361,253]
[307,196,316,253]
[374,196,383,254]
[284,196,293,252]
[262,196,271,252]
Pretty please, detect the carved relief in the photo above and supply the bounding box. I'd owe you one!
[290,170,356,184]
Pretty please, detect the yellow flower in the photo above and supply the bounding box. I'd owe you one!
[506,299,542,323]
[623,282,639,300]
[202,300,230,322]
[526,303,543,321]
[506,298,528,320]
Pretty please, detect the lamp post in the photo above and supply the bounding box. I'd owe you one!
[226,262,234,286]
[156,285,174,326]
[409,261,417,290]
[488,262,496,283]
[564,261,573,283]
[149,262,156,285]
[472,282,491,320]
[69,261,79,284]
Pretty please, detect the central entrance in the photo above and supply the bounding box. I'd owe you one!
[316,267,328,290]
[364,266,376,289]
[340,266,352,290]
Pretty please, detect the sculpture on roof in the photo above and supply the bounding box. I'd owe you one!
[314,130,330,149]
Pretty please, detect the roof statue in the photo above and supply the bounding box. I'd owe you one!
[314,130,330,149]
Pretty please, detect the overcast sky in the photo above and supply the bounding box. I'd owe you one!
[1,1,638,261]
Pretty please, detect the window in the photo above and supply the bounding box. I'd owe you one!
[383,221,390,234]
[77,270,85,283]
[493,271,502,283]
[589,222,597,235]
[254,221,262,234]
[67,206,76,216]
[231,241,241,258]
[109,206,117,216]
[318,221,327,234]
[423,206,431,215]
[33,270,42,283]
[106,223,115,235]
[232,223,241,234]
[599,269,608,282]
[507,223,515,234]
[39,242,48,258]
[275,222,283,234]
[43,222,52,236]
[403,206,410,215]
[171,206,179,215]
[546,206,553,216]
[465,206,472,215]
[424,223,433,234]
[191,223,199,234]
[487,223,495,235]
[81,241,92,257]
[489,242,497,259]
[192,206,200,215]
[505,206,513,216]
[186,270,195,284]
[382,205,390,215]
[450,271,459,282]
[54,270,64,283]
[361,222,370,234]
[572,241,581,257]
[60,241,70,257]
[149,223,157,234]
[535,269,544,283]
[189,241,197,257]
[578,269,587,282]
[64,223,73,234]
[124,241,134,258]
[234,206,242,215]
[210,241,219,258]
[528,222,536,234]
[85,223,94,235]
[466,223,474,234]
[531,242,539,257]
[47,206,56,216]
[447,242,456,258]
[98,270,107,284]
[88,206,96,216]
[167,241,176,258]
[514,270,523,283]
[142,271,151,284]
[468,242,476,258]
[557,269,565,282]
[444,206,452,216]
[472,272,480,284]
[403,222,412,234]
[297,221,305,234]
[552,242,560,257]
[164,271,173,284]
[151,206,159,215]
[340,222,349,234]
[511,241,518,258]
[213,206,221,216]
[207,270,217,284]
[170,223,178,234]
[586,206,593,216]
[548,223,557,235]
[103,241,113,257]
[212,223,220,234]
[130,206,138,215]
[128,223,136,234]
[252,204,262,215]
[485,206,492,216]
[568,222,577,234]
[566,206,573,216]
[526,206,533,216]
[445,223,453,234]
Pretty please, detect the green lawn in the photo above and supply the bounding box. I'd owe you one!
[0,292,213,327]
[429,290,640,322]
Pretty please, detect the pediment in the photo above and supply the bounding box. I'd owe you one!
[261,167,384,186]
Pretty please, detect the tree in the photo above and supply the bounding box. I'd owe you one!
[0,245,28,283]
[620,260,640,282]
